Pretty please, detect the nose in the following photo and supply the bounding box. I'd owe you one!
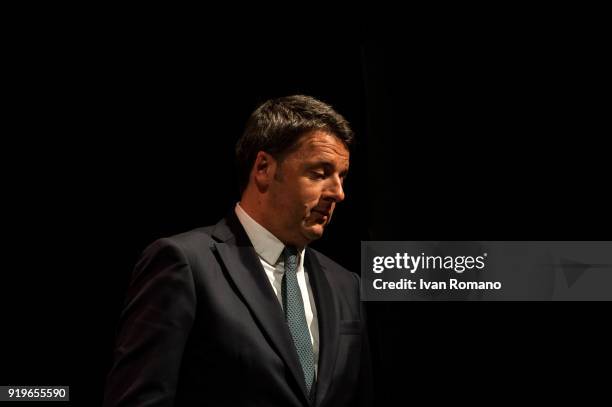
[324,174,345,203]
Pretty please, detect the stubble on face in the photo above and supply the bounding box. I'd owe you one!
[267,131,349,247]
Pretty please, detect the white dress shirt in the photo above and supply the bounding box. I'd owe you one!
[235,202,319,374]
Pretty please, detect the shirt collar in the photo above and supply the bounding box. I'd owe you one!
[235,202,305,266]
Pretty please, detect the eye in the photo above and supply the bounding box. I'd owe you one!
[310,170,326,180]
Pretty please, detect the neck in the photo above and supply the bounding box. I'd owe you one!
[239,191,307,250]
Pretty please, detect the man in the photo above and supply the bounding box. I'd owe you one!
[103,95,373,406]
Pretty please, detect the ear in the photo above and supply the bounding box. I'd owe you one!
[251,151,277,191]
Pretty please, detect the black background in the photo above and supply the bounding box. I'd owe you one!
[1,7,609,406]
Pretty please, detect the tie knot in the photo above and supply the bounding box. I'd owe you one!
[284,245,298,257]
[283,246,299,271]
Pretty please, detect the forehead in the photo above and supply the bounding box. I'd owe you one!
[293,131,350,164]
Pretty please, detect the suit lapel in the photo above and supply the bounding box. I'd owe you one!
[210,212,312,405]
[305,249,339,407]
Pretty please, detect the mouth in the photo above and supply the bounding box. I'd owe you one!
[312,208,331,217]
[309,208,332,225]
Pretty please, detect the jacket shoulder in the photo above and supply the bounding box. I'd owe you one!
[166,226,216,247]
[142,225,217,263]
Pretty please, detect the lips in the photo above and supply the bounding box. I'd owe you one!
[312,208,331,217]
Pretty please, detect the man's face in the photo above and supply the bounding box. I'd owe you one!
[266,131,349,248]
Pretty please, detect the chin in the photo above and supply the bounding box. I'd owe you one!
[303,226,325,241]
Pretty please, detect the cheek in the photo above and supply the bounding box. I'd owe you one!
[272,184,308,213]
[298,180,323,203]
[274,178,321,217]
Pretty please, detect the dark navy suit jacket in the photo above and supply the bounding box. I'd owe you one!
[104,211,373,406]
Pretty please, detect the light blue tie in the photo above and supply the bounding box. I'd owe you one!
[282,246,316,399]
